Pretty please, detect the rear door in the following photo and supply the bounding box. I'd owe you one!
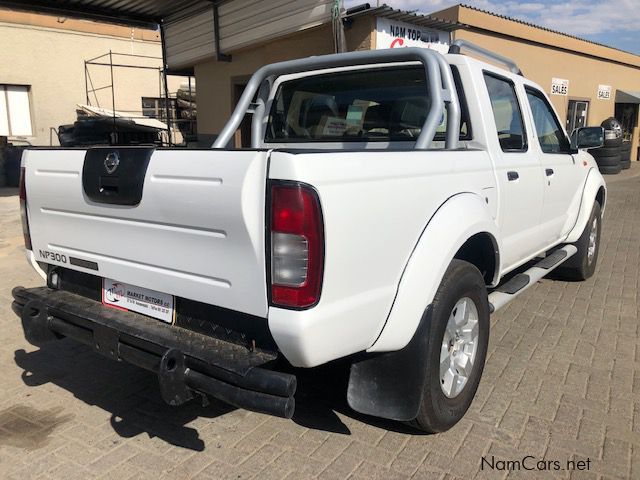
[24,147,270,317]
[482,71,546,270]
[523,87,584,243]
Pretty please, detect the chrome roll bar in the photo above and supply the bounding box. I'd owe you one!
[212,47,461,150]
[449,39,523,76]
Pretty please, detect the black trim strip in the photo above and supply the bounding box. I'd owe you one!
[69,257,99,271]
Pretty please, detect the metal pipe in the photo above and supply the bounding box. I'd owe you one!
[185,369,295,419]
[99,52,163,61]
[160,22,173,146]
[109,50,117,145]
[84,52,111,63]
[83,62,166,70]
[49,317,93,344]
[188,356,297,398]
[213,47,457,150]
[449,39,523,76]
[433,54,461,149]
[250,80,271,148]
[213,2,232,62]
[84,61,89,105]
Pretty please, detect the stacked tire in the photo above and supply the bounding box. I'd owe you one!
[5,146,26,187]
[0,150,6,187]
[620,141,632,170]
[590,117,623,175]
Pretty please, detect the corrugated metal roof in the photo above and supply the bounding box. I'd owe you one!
[0,0,212,28]
[163,0,334,70]
[346,4,464,32]
[0,0,464,33]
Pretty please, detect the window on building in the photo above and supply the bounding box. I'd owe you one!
[141,97,176,121]
[483,73,527,152]
[525,87,571,154]
[0,85,33,136]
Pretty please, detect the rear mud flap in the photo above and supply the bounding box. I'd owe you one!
[347,306,432,422]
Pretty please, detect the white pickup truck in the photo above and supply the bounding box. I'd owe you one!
[12,41,606,432]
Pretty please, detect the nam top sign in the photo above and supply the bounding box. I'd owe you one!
[375,17,450,54]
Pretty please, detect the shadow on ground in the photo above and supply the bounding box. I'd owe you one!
[14,340,235,452]
[13,338,420,452]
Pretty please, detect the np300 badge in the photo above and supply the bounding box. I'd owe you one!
[104,152,120,174]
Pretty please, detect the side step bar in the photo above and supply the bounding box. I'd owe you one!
[488,245,577,313]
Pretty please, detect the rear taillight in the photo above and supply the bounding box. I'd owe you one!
[270,183,324,308]
[19,167,32,250]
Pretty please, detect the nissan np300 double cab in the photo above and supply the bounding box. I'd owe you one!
[13,40,606,432]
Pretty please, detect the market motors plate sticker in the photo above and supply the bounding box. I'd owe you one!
[102,278,174,324]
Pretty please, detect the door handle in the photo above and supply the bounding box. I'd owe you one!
[545,168,554,176]
[507,171,519,181]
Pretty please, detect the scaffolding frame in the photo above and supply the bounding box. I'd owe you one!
[83,51,196,146]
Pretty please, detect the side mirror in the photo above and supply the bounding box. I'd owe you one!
[570,126,604,150]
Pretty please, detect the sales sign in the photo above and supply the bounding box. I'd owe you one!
[551,78,569,96]
[375,17,450,54]
[597,84,612,100]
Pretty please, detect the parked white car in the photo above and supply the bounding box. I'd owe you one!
[13,41,606,432]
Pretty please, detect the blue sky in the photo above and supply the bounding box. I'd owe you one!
[344,0,640,55]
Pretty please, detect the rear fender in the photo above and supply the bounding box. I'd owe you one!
[564,168,606,243]
[368,193,499,353]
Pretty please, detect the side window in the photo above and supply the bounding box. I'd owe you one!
[483,73,527,152]
[525,87,571,154]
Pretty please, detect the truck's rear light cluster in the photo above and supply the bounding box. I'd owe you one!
[19,167,32,250]
[270,183,324,308]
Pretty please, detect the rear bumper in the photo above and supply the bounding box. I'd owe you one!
[12,286,296,418]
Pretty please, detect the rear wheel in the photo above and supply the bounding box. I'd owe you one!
[557,201,601,281]
[409,260,490,433]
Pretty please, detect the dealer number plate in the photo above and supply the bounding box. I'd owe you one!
[102,278,175,324]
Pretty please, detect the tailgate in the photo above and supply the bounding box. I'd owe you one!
[24,148,270,317]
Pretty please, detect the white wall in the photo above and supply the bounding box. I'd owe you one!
[0,21,184,145]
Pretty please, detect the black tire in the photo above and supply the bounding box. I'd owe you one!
[603,137,622,148]
[620,143,632,165]
[598,164,622,175]
[595,154,621,175]
[557,202,601,281]
[594,153,621,165]
[591,146,621,156]
[409,260,490,433]
[5,147,25,187]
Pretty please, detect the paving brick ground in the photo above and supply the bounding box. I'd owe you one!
[0,166,639,480]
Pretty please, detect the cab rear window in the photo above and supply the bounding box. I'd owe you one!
[265,66,470,143]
